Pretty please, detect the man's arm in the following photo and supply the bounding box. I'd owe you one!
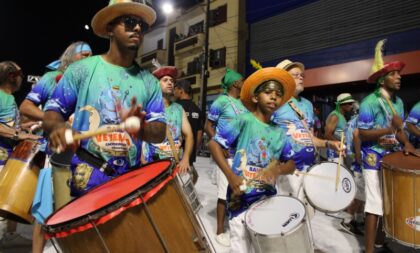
[179,110,194,172]
[204,118,216,138]
[324,114,338,140]
[407,123,420,138]
[20,99,44,121]
[353,129,362,165]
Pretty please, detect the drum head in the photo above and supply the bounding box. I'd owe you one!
[303,162,356,213]
[382,151,420,171]
[245,196,305,236]
[45,160,173,226]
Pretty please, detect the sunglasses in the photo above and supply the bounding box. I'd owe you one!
[115,16,150,33]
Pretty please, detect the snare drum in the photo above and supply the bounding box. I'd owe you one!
[50,150,74,210]
[245,195,313,253]
[303,162,356,213]
[0,140,45,223]
[382,151,420,248]
[43,159,209,253]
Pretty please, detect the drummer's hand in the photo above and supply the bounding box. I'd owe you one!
[178,158,190,174]
[255,168,276,185]
[330,140,346,157]
[228,174,245,196]
[391,115,403,131]
[403,143,420,157]
[120,97,146,138]
[18,132,41,141]
[222,149,230,158]
[49,126,78,153]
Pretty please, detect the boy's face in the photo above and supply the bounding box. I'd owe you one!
[253,89,283,114]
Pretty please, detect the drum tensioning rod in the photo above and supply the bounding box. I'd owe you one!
[50,238,60,253]
[89,217,111,253]
[139,193,171,253]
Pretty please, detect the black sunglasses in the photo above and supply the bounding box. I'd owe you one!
[115,16,150,33]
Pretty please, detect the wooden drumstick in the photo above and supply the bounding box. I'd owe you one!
[335,131,345,192]
[295,171,335,181]
[379,88,397,115]
[65,116,141,145]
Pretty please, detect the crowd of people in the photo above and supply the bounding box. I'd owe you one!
[0,0,419,253]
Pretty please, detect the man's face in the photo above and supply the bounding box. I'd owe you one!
[110,15,149,51]
[288,67,304,95]
[160,75,174,95]
[173,87,182,99]
[382,70,401,91]
[232,79,244,91]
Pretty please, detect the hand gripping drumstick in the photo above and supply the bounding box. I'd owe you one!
[65,116,141,145]
[335,131,345,192]
[379,88,397,115]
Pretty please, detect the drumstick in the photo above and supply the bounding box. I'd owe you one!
[335,131,345,192]
[379,88,397,115]
[65,116,141,145]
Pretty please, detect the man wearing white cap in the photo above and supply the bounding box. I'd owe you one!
[325,93,355,161]
[42,0,166,197]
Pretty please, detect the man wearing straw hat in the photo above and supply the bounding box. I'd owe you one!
[358,39,418,253]
[42,0,166,197]
[205,68,247,247]
[208,66,296,253]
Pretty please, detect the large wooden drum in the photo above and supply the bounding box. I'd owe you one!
[382,151,420,248]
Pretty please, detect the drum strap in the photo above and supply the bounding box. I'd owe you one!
[75,149,116,176]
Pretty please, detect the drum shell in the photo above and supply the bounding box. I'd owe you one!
[50,151,73,210]
[382,151,420,247]
[44,160,209,253]
[0,140,45,223]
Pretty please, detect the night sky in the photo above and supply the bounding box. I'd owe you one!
[0,0,201,103]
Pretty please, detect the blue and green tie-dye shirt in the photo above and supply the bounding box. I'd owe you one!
[45,55,166,170]
[358,92,404,170]
[326,110,347,159]
[208,94,247,157]
[26,70,62,106]
[214,112,291,218]
[405,101,420,148]
[271,97,315,171]
[144,102,184,162]
[0,90,20,165]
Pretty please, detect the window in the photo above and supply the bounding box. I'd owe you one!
[209,4,227,27]
[209,47,226,69]
[188,21,204,37]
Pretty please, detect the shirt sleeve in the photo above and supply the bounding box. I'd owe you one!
[143,74,166,124]
[406,103,420,125]
[208,96,224,123]
[213,116,241,150]
[25,74,55,106]
[44,67,79,120]
[357,100,375,130]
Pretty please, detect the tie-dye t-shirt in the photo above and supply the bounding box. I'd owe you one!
[214,112,291,218]
[326,110,347,159]
[0,90,20,165]
[271,97,315,171]
[26,70,62,106]
[45,55,166,171]
[405,101,420,148]
[144,102,184,162]
[208,94,247,157]
[358,92,404,170]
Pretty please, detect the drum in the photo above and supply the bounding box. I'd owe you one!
[43,159,209,253]
[245,195,313,253]
[50,150,74,210]
[303,162,356,213]
[0,140,45,223]
[382,151,420,248]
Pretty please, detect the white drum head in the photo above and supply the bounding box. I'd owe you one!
[245,196,305,236]
[303,162,356,213]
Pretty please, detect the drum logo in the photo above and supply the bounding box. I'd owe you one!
[342,178,352,193]
[282,212,300,227]
[405,216,420,231]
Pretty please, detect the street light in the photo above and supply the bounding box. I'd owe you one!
[162,2,174,15]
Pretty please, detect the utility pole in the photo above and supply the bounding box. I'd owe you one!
[200,0,210,118]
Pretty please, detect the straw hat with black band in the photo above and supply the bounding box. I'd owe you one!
[240,67,295,112]
[91,0,156,38]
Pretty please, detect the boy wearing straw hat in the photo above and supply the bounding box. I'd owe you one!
[42,0,166,197]
[358,39,418,253]
[208,67,296,253]
[205,68,247,247]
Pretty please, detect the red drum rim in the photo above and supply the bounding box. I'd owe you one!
[381,151,420,171]
[44,159,176,239]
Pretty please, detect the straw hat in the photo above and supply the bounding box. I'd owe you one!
[92,0,156,38]
[276,59,305,71]
[367,39,404,84]
[240,67,295,111]
[336,93,355,105]
[152,66,177,80]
